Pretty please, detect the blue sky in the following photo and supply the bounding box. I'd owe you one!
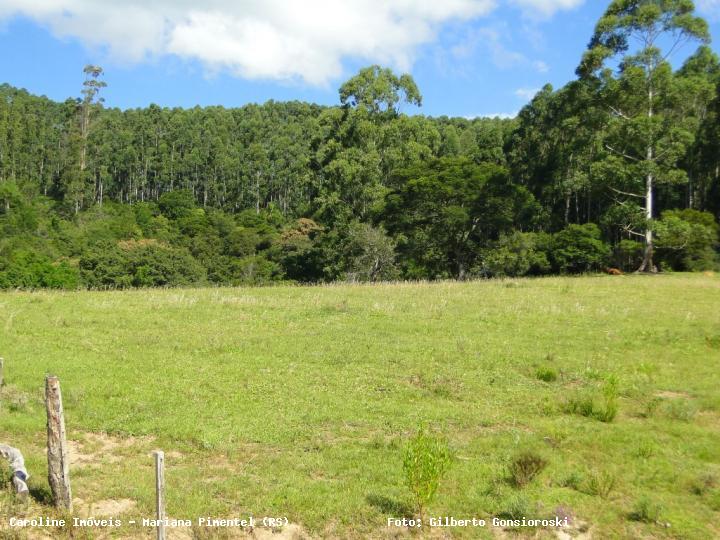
[1,1,718,118]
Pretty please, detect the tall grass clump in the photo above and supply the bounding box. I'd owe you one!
[402,426,452,520]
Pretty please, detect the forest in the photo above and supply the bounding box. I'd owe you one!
[0,2,719,289]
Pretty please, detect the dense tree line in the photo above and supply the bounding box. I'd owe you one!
[1,2,719,289]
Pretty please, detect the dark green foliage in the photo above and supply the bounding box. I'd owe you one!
[656,209,719,271]
[551,224,611,273]
[79,241,206,288]
[0,251,79,289]
[535,366,558,383]
[507,450,548,488]
[0,47,719,289]
[480,231,551,277]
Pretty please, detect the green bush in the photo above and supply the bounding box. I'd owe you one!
[402,426,452,520]
[551,224,611,273]
[656,209,719,271]
[535,366,558,382]
[563,376,619,423]
[0,251,79,289]
[628,496,661,523]
[507,449,548,487]
[80,241,206,288]
[479,231,551,277]
[583,469,617,499]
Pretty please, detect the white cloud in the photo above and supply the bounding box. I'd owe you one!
[697,0,720,21]
[0,0,497,85]
[533,60,549,73]
[514,87,541,100]
[511,0,585,18]
[451,25,549,73]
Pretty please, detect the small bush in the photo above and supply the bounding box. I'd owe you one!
[550,223,611,274]
[536,366,558,382]
[689,473,717,496]
[583,470,617,499]
[563,376,619,422]
[402,426,452,520]
[507,450,548,488]
[628,496,661,523]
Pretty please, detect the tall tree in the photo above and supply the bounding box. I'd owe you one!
[74,65,106,212]
[577,0,710,272]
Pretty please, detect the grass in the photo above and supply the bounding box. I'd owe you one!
[0,274,719,538]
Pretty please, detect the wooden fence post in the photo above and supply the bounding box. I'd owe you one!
[154,450,166,540]
[0,357,4,387]
[45,375,72,510]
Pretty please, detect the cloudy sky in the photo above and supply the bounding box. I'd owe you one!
[1,0,719,117]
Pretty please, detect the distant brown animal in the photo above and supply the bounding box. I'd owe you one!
[604,268,623,275]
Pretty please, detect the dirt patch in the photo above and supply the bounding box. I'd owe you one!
[656,390,691,399]
[73,497,137,518]
[66,432,154,467]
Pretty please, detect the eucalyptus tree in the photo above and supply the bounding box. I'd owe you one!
[577,0,710,272]
[75,65,106,212]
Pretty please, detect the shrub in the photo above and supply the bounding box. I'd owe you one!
[0,251,79,290]
[536,366,558,383]
[507,450,548,488]
[655,209,719,271]
[80,241,206,288]
[479,231,551,277]
[402,426,452,520]
[563,376,619,423]
[689,473,717,496]
[583,470,617,499]
[550,224,611,273]
[628,496,661,523]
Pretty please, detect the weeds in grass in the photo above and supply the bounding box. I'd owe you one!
[706,335,720,350]
[583,470,617,499]
[507,450,548,488]
[709,491,720,511]
[559,470,584,491]
[641,397,662,418]
[497,493,534,520]
[402,426,452,520]
[536,367,558,382]
[635,361,659,382]
[628,496,661,523]
[663,399,697,422]
[0,385,30,412]
[689,473,717,496]
[543,426,570,448]
[563,376,619,422]
[633,441,657,460]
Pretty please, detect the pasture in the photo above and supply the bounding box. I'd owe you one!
[1,274,719,538]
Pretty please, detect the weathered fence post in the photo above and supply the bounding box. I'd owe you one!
[45,375,72,510]
[154,450,166,540]
[0,357,4,387]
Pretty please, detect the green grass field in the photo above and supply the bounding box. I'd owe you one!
[1,274,720,539]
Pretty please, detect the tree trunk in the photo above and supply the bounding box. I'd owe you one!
[638,171,656,273]
[638,88,657,273]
